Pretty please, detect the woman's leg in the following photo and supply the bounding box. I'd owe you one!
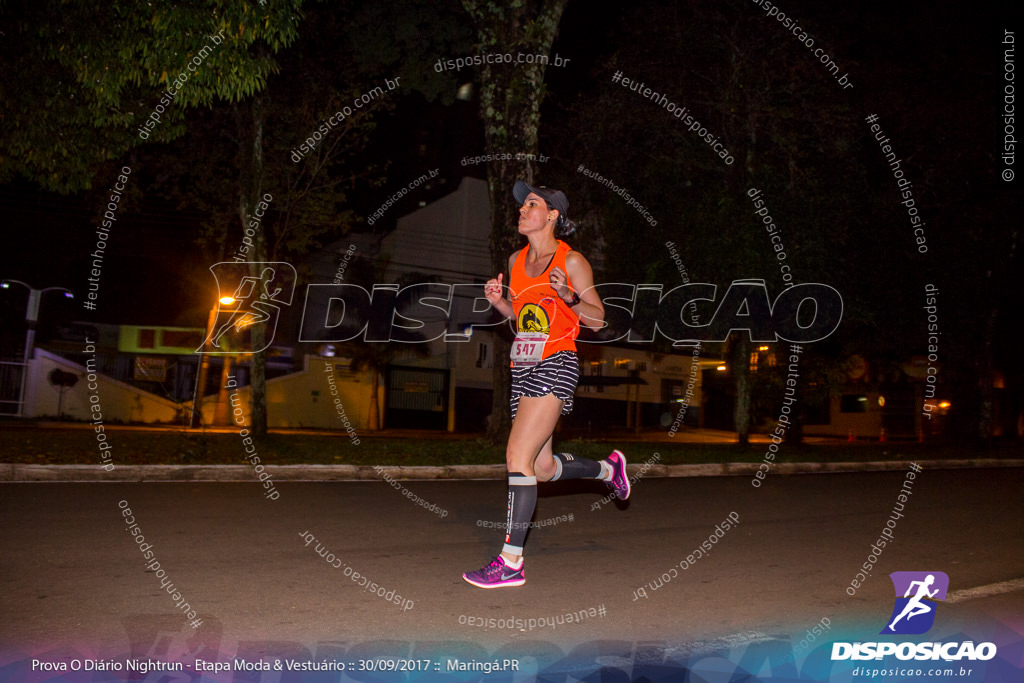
[535,433,616,484]
[534,435,557,482]
[506,394,564,474]
[462,394,562,589]
[501,394,565,563]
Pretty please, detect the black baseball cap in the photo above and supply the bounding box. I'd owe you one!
[513,180,568,220]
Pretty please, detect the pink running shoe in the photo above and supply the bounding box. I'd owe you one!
[605,450,630,500]
[462,556,525,588]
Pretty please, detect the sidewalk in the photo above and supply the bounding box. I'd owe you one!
[3,457,1022,482]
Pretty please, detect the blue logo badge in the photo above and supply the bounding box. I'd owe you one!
[881,571,949,635]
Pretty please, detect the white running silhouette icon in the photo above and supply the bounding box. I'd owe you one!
[888,574,939,631]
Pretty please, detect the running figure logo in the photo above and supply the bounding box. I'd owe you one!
[881,571,949,635]
[197,262,297,354]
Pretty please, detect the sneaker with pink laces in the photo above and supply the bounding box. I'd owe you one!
[605,450,630,500]
[462,555,525,588]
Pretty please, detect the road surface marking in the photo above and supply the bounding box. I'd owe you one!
[946,577,1024,604]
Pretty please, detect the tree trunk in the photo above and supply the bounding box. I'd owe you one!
[369,370,381,431]
[977,309,997,447]
[461,0,569,443]
[236,96,269,436]
[488,335,512,442]
[789,374,804,445]
[732,335,751,446]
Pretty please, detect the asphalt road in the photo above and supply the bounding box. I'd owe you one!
[2,467,1022,678]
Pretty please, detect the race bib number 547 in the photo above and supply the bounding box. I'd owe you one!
[511,333,547,366]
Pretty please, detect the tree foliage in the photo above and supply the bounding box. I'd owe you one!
[545,1,875,441]
[1,0,304,193]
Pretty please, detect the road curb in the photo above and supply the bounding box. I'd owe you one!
[1,459,1022,482]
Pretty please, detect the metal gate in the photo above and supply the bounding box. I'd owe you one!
[386,367,449,430]
[0,360,26,415]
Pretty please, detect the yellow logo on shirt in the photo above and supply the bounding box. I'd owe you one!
[518,304,550,334]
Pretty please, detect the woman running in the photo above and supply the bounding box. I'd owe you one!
[462,180,630,589]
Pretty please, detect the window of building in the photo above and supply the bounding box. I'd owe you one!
[840,394,868,413]
[138,328,156,349]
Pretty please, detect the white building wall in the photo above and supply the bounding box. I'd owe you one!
[25,349,182,423]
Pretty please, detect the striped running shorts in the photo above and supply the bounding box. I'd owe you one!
[510,350,580,420]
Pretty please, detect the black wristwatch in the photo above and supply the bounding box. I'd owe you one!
[564,291,581,307]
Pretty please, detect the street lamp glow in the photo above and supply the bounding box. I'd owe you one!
[219,296,236,305]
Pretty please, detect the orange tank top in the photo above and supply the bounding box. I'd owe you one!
[510,240,579,360]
